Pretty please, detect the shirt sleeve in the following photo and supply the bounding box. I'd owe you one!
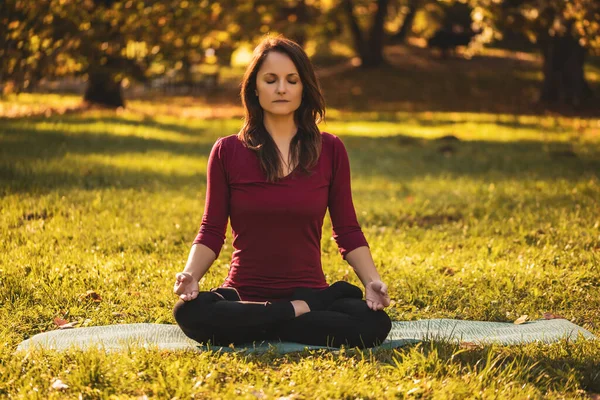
[328,135,369,259]
[192,137,229,258]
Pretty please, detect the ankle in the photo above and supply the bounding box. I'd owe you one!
[290,300,310,317]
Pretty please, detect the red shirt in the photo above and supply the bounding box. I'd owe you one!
[193,131,369,302]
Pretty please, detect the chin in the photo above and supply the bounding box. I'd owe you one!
[265,107,299,116]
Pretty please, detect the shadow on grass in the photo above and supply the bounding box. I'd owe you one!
[0,164,208,194]
[241,339,600,395]
[64,116,226,137]
[325,112,575,134]
[343,135,600,182]
[0,119,218,194]
[1,116,599,195]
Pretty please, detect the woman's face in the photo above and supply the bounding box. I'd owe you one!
[255,51,303,117]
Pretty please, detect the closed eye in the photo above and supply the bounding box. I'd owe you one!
[266,80,298,84]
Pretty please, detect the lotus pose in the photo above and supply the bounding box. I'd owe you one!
[173,36,392,349]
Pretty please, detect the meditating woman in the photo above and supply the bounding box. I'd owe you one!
[173,36,392,349]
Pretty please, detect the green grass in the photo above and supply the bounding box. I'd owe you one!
[1,98,600,398]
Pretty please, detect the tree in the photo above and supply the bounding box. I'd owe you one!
[341,0,390,67]
[388,0,422,44]
[473,0,600,109]
[0,0,238,108]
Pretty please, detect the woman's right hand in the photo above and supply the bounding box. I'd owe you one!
[173,272,199,301]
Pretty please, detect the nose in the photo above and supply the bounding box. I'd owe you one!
[276,79,286,94]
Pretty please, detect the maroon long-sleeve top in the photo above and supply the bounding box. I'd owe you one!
[193,131,369,302]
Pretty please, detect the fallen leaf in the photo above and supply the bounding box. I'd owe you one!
[543,312,565,320]
[78,290,102,302]
[514,315,529,325]
[459,342,482,350]
[250,389,266,399]
[51,378,69,390]
[53,317,69,327]
[58,322,77,330]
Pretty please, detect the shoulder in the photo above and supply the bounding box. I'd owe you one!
[210,134,246,157]
[320,131,346,150]
[215,134,242,149]
[320,131,349,158]
[320,131,340,144]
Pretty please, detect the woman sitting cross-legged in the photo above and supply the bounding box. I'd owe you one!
[172,35,392,349]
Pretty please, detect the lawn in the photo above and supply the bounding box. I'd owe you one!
[1,90,600,398]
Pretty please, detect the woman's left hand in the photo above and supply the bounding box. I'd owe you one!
[365,280,391,311]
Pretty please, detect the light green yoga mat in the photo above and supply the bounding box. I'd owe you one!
[16,319,596,354]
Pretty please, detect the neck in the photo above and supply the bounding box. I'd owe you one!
[263,113,297,144]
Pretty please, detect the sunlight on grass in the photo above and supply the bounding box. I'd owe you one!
[69,153,208,176]
[1,96,600,398]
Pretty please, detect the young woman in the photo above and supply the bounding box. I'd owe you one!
[172,36,391,349]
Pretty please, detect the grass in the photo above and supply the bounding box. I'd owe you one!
[2,45,600,398]
[1,101,599,398]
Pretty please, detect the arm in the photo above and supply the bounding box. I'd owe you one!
[328,135,390,310]
[345,245,381,287]
[192,137,230,260]
[327,135,369,260]
[175,138,229,300]
[181,243,217,282]
[345,246,390,310]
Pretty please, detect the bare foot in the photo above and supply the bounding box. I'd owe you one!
[290,300,310,317]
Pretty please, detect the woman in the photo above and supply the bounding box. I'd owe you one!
[173,35,392,349]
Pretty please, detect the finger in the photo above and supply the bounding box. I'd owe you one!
[187,290,198,299]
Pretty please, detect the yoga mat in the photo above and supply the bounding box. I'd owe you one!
[15,319,596,354]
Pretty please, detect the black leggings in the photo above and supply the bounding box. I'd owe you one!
[173,286,392,349]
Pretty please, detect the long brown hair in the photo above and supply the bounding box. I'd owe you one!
[238,35,326,182]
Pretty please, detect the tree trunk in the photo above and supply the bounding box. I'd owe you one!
[539,33,594,109]
[84,69,124,108]
[83,0,124,107]
[289,0,309,47]
[342,0,366,61]
[363,0,389,67]
[389,0,419,44]
[342,0,389,68]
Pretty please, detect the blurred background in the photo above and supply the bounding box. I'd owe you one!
[0,0,599,117]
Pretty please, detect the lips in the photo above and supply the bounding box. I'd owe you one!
[273,100,289,103]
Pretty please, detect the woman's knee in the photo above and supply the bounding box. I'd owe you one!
[172,291,220,328]
[353,310,392,348]
[371,309,392,343]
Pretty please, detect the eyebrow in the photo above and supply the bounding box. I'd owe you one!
[262,73,299,77]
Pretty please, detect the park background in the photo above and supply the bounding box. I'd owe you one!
[1,0,600,398]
